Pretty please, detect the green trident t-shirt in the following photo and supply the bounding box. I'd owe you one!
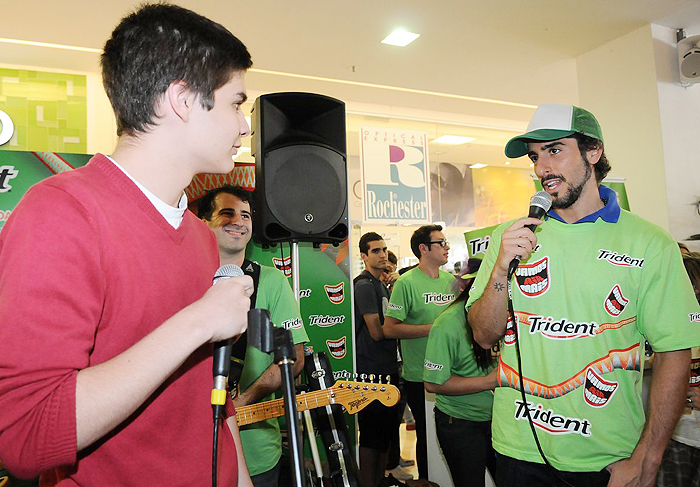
[467,210,700,472]
[423,303,495,421]
[386,267,455,382]
[238,265,308,476]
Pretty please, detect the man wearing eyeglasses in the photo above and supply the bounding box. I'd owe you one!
[384,225,456,486]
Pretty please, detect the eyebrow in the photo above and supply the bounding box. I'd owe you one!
[528,141,564,156]
[237,92,248,104]
[218,207,251,215]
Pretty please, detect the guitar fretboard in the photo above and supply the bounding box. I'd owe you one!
[236,388,335,426]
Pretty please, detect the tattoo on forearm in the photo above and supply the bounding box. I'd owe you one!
[494,282,505,292]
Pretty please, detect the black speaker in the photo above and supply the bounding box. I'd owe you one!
[251,92,348,245]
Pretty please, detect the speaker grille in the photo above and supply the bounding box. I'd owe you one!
[264,145,346,236]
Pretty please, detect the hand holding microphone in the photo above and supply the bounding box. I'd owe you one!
[209,264,253,419]
[503,191,552,280]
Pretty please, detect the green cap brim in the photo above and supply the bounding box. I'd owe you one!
[504,128,577,158]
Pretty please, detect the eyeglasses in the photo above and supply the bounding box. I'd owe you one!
[429,240,449,248]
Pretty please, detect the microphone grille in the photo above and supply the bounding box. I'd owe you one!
[530,190,552,212]
[213,264,244,284]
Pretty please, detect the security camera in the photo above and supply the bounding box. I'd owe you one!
[678,34,700,85]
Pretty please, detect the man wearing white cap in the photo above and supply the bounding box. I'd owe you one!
[467,104,700,487]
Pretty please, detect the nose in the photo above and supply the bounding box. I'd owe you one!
[227,212,244,226]
[534,155,552,177]
[239,112,251,138]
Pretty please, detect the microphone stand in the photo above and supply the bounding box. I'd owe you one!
[248,309,305,487]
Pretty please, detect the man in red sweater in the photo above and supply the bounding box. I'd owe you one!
[0,4,255,486]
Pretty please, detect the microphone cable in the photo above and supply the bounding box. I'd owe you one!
[507,277,576,487]
[212,415,221,487]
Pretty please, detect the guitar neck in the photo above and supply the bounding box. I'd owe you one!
[236,388,334,426]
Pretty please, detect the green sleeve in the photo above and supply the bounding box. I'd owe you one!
[637,241,700,352]
[423,317,454,385]
[386,275,410,321]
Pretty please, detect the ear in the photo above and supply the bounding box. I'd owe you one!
[587,143,603,165]
[418,243,428,256]
[165,80,198,123]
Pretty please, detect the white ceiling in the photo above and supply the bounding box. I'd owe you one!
[2,0,700,168]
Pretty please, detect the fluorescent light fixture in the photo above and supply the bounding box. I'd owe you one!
[432,135,476,145]
[381,29,420,47]
[0,37,101,53]
[505,161,511,165]
[469,163,487,169]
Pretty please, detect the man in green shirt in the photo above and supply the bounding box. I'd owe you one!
[467,104,700,487]
[200,186,308,487]
[384,224,455,484]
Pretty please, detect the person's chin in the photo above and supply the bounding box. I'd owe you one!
[210,157,235,175]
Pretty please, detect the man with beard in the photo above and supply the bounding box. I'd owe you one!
[467,104,700,487]
[199,185,308,487]
[384,225,455,485]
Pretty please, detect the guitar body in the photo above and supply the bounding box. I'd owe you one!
[305,352,359,487]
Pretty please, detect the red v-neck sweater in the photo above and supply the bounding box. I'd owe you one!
[0,155,238,486]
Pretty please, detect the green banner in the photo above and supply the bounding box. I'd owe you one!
[464,224,499,259]
[245,242,354,381]
[0,151,91,231]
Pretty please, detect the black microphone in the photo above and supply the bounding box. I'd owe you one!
[211,264,244,419]
[507,191,552,279]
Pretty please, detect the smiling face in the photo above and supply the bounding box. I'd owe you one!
[528,137,599,211]
[188,71,250,175]
[204,192,252,264]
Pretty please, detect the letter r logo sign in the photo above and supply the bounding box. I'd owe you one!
[364,144,425,187]
[388,145,425,188]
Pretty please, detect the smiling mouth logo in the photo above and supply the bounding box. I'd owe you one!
[691,358,700,387]
[326,336,347,359]
[272,256,292,278]
[515,256,550,297]
[498,343,640,400]
[324,282,345,304]
[583,368,618,407]
[504,316,517,346]
[604,284,629,317]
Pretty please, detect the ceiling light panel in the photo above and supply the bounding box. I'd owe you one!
[432,135,476,145]
[381,29,420,47]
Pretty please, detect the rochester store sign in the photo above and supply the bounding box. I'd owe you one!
[360,126,431,223]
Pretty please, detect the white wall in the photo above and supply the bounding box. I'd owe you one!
[576,25,670,230]
[651,23,700,251]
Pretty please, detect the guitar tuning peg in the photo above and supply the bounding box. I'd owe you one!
[360,373,367,382]
[386,375,391,384]
[377,375,382,384]
[369,374,375,383]
[353,373,358,381]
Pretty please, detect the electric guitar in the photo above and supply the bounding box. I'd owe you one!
[236,380,400,426]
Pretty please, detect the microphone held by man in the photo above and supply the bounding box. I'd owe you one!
[507,191,552,279]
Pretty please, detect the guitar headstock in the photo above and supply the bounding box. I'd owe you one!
[329,380,400,414]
